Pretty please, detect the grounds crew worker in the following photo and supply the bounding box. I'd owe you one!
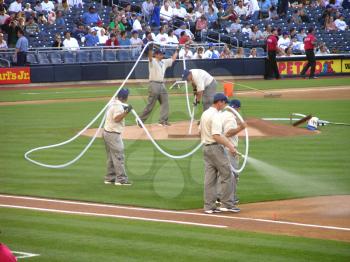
[103,88,132,186]
[199,93,237,214]
[220,99,247,207]
[182,69,217,111]
[265,28,281,80]
[138,45,178,126]
[301,27,317,79]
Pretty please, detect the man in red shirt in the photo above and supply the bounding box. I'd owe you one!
[265,28,281,80]
[301,27,317,79]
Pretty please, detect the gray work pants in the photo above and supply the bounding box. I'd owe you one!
[102,131,128,183]
[140,81,169,124]
[203,144,234,211]
[202,80,217,111]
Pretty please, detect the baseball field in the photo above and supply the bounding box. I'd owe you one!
[0,77,350,261]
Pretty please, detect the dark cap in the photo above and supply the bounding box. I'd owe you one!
[213,93,228,103]
[228,99,241,109]
[154,49,165,55]
[117,88,129,99]
[182,69,191,80]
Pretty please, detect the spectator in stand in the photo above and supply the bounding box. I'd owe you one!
[249,48,257,57]
[34,1,42,13]
[142,25,156,40]
[195,5,205,19]
[178,30,192,44]
[249,25,264,41]
[317,43,330,54]
[23,3,34,17]
[17,16,26,29]
[262,24,272,39]
[55,11,65,28]
[259,0,271,19]
[179,43,193,59]
[193,46,205,59]
[296,27,306,42]
[98,28,108,45]
[142,31,153,53]
[0,0,8,10]
[334,15,348,30]
[37,13,47,24]
[242,23,252,34]
[52,33,63,48]
[234,0,248,20]
[221,5,237,22]
[68,0,83,8]
[0,33,8,48]
[299,8,310,23]
[82,6,101,25]
[234,47,245,58]
[118,30,131,46]
[246,0,260,21]
[63,31,79,50]
[41,0,54,12]
[220,44,234,58]
[268,5,279,20]
[57,0,70,13]
[289,27,297,39]
[120,15,132,32]
[173,0,188,20]
[160,0,173,23]
[132,13,143,32]
[291,36,304,53]
[109,16,120,31]
[83,28,99,46]
[47,10,56,25]
[106,33,119,47]
[278,31,291,50]
[72,23,86,43]
[14,28,28,66]
[325,15,337,31]
[284,46,293,56]
[130,30,143,59]
[203,43,220,59]
[6,20,19,48]
[174,22,194,39]
[204,0,218,14]
[0,8,10,26]
[8,0,22,13]
[25,16,39,36]
[290,9,302,24]
[195,15,208,39]
[277,0,288,17]
[206,6,218,28]
[155,25,168,44]
[319,5,334,26]
[167,29,179,44]
[227,17,242,33]
[142,0,154,22]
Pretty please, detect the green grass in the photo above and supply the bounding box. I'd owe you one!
[1,208,349,262]
[0,76,349,102]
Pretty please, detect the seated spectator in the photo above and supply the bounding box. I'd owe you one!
[284,47,293,57]
[63,31,79,50]
[203,43,219,58]
[195,15,208,32]
[4,19,19,48]
[68,0,83,8]
[289,27,297,39]
[52,33,63,48]
[317,43,330,55]
[106,33,119,47]
[220,44,234,58]
[246,0,260,21]
[173,1,188,20]
[41,0,54,12]
[178,30,192,44]
[206,6,218,28]
[268,6,278,20]
[34,1,42,13]
[334,15,348,31]
[155,25,168,44]
[98,28,108,45]
[93,20,104,37]
[249,25,264,41]
[195,6,205,20]
[130,30,143,58]
[0,32,8,48]
[299,9,310,23]
[142,31,153,47]
[221,5,238,22]
[234,0,248,20]
[25,16,39,36]
[37,13,47,24]
[249,48,257,57]
[57,0,70,13]
[296,28,306,42]
[120,15,131,32]
[325,15,337,31]
[290,9,302,24]
[23,3,34,16]
[262,24,272,39]
[55,11,65,28]
[72,23,86,43]
[174,22,194,39]
[47,10,56,25]
[193,46,205,59]
[179,44,193,59]
[204,0,218,14]
[291,37,304,52]
[17,16,26,28]
[167,29,179,44]
[118,30,131,46]
[242,23,252,34]
[8,0,23,13]
[234,47,245,58]
[0,8,9,26]
[160,0,173,23]
[258,0,271,19]
[142,0,154,21]
[109,16,120,31]
[278,31,291,49]
[227,17,242,33]
[82,28,99,46]
[0,0,8,10]
[142,25,156,40]
[82,6,101,25]
[132,13,143,32]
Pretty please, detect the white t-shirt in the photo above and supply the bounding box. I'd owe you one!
[160,6,173,21]
[193,52,204,59]
[199,107,222,144]
[149,58,173,82]
[173,7,187,18]
[234,6,248,16]
[334,19,347,31]
[190,69,214,92]
[179,48,193,59]
[155,33,168,45]
[167,35,179,44]
[99,35,108,44]
[8,1,22,13]
[133,19,142,31]
[221,110,238,147]
[104,99,125,133]
[41,1,55,12]
[203,49,220,59]
[278,37,291,49]
[63,37,80,50]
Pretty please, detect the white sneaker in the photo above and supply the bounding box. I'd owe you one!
[219,207,240,213]
[204,208,222,214]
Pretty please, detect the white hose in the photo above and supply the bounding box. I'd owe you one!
[24,42,203,168]
[224,106,249,173]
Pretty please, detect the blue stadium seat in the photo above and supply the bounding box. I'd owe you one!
[62,51,76,63]
[90,50,103,62]
[103,50,117,62]
[118,49,131,61]
[26,53,37,64]
[37,53,50,64]
[48,52,63,64]
[76,51,90,63]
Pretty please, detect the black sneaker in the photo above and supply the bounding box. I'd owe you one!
[115,181,132,186]
[104,179,115,184]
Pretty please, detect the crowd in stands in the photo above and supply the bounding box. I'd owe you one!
[0,0,349,63]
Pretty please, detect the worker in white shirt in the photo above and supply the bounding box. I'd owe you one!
[182,68,217,111]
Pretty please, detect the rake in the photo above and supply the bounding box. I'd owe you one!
[229,82,282,98]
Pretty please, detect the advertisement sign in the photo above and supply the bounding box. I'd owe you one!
[277,59,342,76]
[0,67,31,84]
[342,59,350,73]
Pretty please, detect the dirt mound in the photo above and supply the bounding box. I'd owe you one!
[82,118,316,140]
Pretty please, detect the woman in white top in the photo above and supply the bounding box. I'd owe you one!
[248,48,257,57]
[98,28,109,44]
[167,29,179,44]
[193,46,205,59]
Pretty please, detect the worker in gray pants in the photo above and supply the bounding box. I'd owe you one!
[103,88,133,186]
[182,69,217,111]
[139,45,178,126]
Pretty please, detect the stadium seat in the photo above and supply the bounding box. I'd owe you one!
[37,53,50,64]
[90,50,103,62]
[48,52,63,64]
[26,53,37,64]
[103,50,117,62]
[118,49,131,61]
[76,51,90,63]
[62,51,76,64]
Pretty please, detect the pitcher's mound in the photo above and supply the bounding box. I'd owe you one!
[82,118,317,140]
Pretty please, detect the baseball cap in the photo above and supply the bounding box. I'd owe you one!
[213,93,228,103]
[182,69,191,80]
[154,49,165,55]
[208,42,214,47]
[117,88,129,99]
[228,99,241,109]
[282,31,289,36]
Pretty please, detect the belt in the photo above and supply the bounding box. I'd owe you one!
[150,81,164,84]
[204,142,218,146]
[104,130,121,134]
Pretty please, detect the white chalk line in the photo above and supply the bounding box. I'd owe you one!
[12,251,40,259]
[0,204,226,229]
[236,86,350,95]
[1,195,349,232]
